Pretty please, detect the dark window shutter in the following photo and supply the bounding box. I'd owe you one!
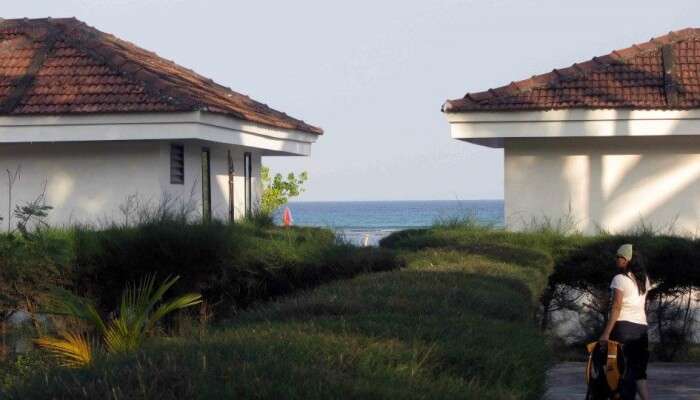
[170,144,185,184]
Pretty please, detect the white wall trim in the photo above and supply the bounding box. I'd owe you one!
[0,111,319,156]
[446,109,700,148]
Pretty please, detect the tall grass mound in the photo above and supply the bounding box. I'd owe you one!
[4,222,553,400]
[71,219,401,315]
[384,221,700,361]
[1,217,403,322]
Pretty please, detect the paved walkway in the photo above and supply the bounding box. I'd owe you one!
[545,362,700,399]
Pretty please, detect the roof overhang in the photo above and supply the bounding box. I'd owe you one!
[445,109,700,148]
[0,111,318,156]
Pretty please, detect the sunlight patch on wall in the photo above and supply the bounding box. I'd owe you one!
[82,196,106,215]
[46,172,74,208]
[604,157,700,230]
[562,155,589,224]
[602,154,641,200]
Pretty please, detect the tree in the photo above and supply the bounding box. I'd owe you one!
[260,166,308,215]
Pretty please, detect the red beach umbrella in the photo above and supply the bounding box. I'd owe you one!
[282,207,293,227]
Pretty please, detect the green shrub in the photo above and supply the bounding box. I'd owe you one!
[550,234,700,292]
[0,351,49,393]
[0,230,74,318]
[71,219,232,311]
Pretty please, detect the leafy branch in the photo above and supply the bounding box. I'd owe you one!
[260,166,308,215]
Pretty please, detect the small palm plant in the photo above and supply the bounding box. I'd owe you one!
[36,275,202,367]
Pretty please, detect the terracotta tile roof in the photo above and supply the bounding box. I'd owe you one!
[0,17,322,134]
[443,28,700,113]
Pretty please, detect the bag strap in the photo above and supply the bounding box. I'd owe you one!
[606,341,622,392]
[585,342,596,385]
[585,341,623,395]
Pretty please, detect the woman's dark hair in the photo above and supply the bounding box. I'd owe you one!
[624,251,648,295]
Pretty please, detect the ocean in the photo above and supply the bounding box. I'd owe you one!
[274,200,504,246]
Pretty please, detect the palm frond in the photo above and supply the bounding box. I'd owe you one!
[146,293,203,333]
[42,288,108,334]
[124,275,179,335]
[142,275,180,318]
[122,274,156,320]
[35,330,93,368]
[106,275,201,353]
[37,274,202,361]
[103,317,137,354]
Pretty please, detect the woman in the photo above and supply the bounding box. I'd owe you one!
[599,244,651,400]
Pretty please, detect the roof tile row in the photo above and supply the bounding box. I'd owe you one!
[444,29,700,112]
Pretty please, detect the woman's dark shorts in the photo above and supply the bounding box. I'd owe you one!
[611,320,649,380]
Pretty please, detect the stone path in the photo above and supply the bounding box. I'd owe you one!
[545,362,700,399]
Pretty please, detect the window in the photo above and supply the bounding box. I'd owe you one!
[244,152,252,216]
[170,143,184,184]
[201,148,211,221]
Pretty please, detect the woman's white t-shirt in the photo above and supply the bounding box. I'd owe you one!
[610,273,651,325]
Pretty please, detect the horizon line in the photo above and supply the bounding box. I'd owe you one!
[287,199,504,203]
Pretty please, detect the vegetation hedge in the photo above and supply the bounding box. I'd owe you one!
[545,233,700,360]
[0,218,404,321]
[549,233,700,294]
[3,222,553,400]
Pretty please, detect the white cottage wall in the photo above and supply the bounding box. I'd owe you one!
[0,141,162,228]
[505,136,700,235]
[0,140,264,230]
[205,145,261,221]
[155,141,261,222]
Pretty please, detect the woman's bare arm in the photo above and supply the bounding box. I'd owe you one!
[600,289,623,341]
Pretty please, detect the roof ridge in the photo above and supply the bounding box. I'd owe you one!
[443,28,700,112]
[63,19,317,131]
[0,17,190,111]
[52,19,199,111]
[0,19,61,112]
[73,22,299,121]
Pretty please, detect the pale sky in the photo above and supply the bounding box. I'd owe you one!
[5,1,700,201]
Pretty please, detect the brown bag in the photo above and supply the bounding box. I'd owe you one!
[585,340,625,399]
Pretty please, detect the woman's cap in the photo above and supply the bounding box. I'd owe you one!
[616,244,633,261]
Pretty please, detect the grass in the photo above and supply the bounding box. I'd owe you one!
[381,218,586,262]
[3,222,553,399]
[5,218,700,398]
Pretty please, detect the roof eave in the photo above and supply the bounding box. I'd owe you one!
[445,108,700,149]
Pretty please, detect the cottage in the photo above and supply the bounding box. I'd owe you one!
[443,29,700,235]
[0,18,321,227]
